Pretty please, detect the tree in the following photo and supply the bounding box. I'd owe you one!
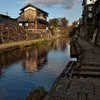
[60,17,69,35]
[69,21,77,36]
[49,18,59,35]
[49,18,58,29]
[61,17,68,28]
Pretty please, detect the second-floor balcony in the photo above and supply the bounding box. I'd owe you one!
[36,16,46,21]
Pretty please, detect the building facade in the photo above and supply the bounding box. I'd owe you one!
[17,3,48,31]
[82,0,97,39]
[95,0,100,45]
[0,14,18,25]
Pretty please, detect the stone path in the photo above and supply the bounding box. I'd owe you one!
[44,38,100,100]
[73,38,100,78]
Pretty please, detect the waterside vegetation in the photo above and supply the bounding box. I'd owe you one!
[26,87,48,100]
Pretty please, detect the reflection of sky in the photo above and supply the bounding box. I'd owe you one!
[46,41,76,76]
[0,39,76,100]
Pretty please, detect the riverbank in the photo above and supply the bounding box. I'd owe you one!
[44,38,100,100]
[0,37,61,54]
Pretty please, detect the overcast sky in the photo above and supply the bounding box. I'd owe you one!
[0,0,83,25]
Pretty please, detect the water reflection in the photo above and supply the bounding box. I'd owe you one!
[23,46,48,73]
[0,38,76,100]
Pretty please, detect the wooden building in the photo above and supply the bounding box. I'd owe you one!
[82,0,97,39]
[0,14,18,25]
[17,3,49,31]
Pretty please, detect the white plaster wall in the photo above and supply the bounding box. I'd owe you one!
[24,7,36,11]
[19,23,23,26]
[87,0,97,4]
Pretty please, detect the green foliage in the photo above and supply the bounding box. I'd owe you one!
[49,18,59,28]
[49,27,54,35]
[87,22,97,38]
[26,87,48,100]
[32,39,48,46]
[69,21,77,36]
[51,38,57,42]
[49,18,59,35]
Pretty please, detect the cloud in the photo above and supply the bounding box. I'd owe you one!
[66,9,73,13]
[18,0,82,10]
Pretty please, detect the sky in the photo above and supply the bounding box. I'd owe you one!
[0,0,83,25]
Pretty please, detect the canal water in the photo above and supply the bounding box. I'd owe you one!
[0,38,76,100]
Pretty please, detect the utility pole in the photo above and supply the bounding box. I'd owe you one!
[5,12,8,25]
[5,12,8,16]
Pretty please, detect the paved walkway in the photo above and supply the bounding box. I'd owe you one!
[44,38,100,100]
[74,38,100,78]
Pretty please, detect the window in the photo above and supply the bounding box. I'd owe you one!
[0,19,1,23]
[25,23,28,26]
[19,23,23,26]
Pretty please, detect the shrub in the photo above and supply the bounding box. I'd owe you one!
[26,87,48,100]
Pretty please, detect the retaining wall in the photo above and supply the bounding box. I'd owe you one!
[0,24,26,44]
[0,23,62,44]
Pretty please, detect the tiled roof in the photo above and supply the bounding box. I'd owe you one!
[20,3,48,14]
[17,16,28,22]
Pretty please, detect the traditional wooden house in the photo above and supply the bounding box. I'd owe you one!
[17,3,49,31]
[0,14,18,25]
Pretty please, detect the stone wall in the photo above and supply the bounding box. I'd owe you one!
[0,24,52,44]
[0,23,26,44]
[26,33,50,40]
[0,23,61,44]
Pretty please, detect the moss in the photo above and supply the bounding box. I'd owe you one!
[25,87,48,100]
[51,38,57,42]
[87,22,97,39]
[70,39,77,56]
[32,39,48,46]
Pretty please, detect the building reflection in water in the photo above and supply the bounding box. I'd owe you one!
[0,38,72,75]
[23,45,48,73]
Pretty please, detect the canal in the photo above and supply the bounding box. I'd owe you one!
[0,38,76,100]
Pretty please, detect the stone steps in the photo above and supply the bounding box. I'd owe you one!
[81,66,100,72]
[73,71,100,78]
[80,71,100,77]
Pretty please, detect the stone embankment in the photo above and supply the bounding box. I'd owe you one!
[44,38,100,100]
[0,23,50,44]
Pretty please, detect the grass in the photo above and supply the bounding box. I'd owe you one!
[32,39,48,46]
[0,36,65,54]
[25,87,48,100]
